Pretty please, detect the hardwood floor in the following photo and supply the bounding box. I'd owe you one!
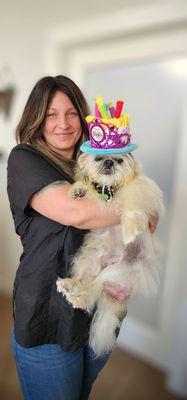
[0,293,184,400]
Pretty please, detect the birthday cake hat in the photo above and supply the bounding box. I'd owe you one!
[80,97,138,155]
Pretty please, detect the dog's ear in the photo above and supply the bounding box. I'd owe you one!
[74,153,88,181]
[134,161,142,176]
[77,153,88,169]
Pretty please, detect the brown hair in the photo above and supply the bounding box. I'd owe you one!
[16,75,90,178]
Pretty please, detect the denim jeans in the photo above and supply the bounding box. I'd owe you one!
[12,330,110,400]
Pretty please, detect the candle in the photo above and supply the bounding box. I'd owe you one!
[98,104,110,119]
[109,106,115,118]
[95,97,103,107]
[104,102,110,110]
[114,100,124,118]
[95,103,101,118]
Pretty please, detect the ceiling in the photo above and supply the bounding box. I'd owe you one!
[1,0,151,30]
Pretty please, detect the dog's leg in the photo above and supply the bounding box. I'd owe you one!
[56,276,101,311]
[121,210,148,245]
[89,291,127,357]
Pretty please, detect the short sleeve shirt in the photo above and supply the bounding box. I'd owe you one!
[7,144,91,350]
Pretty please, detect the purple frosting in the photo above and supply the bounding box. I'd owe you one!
[87,119,131,150]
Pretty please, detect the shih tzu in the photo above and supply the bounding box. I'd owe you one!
[57,152,164,357]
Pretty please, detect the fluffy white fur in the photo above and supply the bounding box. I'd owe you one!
[57,153,164,357]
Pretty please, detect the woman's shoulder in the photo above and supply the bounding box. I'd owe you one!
[9,144,41,159]
[7,144,72,182]
[7,144,48,175]
[8,144,55,169]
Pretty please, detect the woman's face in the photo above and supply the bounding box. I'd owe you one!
[43,91,82,159]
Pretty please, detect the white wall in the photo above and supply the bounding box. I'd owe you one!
[0,28,44,292]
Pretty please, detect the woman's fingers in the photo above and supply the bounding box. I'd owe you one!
[148,213,159,234]
[104,281,132,301]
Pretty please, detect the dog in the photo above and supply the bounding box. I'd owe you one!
[57,152,164,357]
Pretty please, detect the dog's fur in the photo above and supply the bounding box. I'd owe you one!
[57,153,164,357]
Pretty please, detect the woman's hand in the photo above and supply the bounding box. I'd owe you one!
[148,213,159,234]
[104,281,132,301]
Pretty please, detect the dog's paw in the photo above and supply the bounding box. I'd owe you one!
[56,278,74,294]
[66,294,88,310]
[56,278,88,310]
[122,212,147,245]
[72,187,86,198]
[70,182,87,198]
[122,228,140,245]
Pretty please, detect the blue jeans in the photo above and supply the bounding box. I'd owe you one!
[12,330,110,400]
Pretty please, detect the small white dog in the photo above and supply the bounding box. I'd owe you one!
[57,152,164,357]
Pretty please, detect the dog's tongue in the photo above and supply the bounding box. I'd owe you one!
[102,167,112,175]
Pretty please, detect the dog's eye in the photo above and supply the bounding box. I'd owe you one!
[116,158,124,164]
[95,157,103,162]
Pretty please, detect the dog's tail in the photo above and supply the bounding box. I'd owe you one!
[89,295,126,358]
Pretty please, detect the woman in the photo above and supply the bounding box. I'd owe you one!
[7,75,157,400]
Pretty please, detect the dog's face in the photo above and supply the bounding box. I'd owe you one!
[77,153,140,186]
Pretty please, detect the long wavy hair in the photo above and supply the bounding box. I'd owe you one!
[16,75,90,178]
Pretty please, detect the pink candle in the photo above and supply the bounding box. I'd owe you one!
[95,103,101,118]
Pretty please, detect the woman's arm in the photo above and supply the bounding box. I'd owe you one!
[29,180,159,231]
[29,180,120,229]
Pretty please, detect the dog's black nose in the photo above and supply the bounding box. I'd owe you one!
[103,159,114,168]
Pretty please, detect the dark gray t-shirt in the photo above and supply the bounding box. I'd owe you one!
[7,144,91,350]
